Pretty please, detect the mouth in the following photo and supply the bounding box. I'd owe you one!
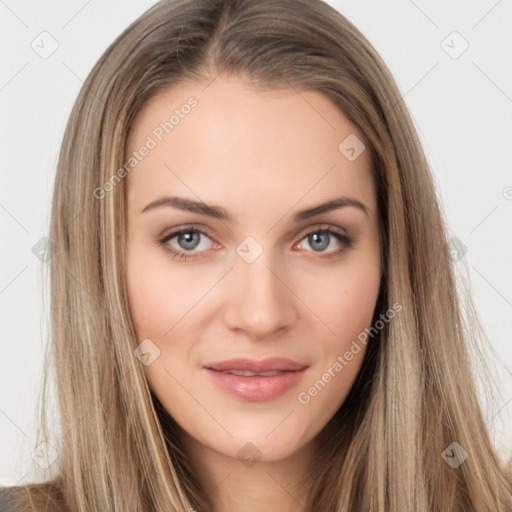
[203,357,308,373]
[211,369,290,377]
[202,358,309,402]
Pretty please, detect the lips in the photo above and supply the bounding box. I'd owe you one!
[204,357,308,374]
[216,369,283,377]
[203,358,309,401]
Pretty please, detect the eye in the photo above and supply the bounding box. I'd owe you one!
[157,226,217,261]
[156,223,354,262]
[295,225,353,258]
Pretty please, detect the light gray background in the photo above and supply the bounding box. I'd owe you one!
[1,0,511,486]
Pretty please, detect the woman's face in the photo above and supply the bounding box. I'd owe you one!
[125,75,381,463]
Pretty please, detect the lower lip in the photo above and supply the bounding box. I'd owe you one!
[204,368,308,402]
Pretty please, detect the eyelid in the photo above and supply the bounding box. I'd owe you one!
[159,222,349,243]
[158,223,216,243]
[157,222,353,260]
[295,222,349,240]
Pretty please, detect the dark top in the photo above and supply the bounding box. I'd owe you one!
[0,487,15,512]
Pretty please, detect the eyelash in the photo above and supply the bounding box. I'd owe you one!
[156,224,354,262]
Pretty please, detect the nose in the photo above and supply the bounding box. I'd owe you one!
[223,251,297,340]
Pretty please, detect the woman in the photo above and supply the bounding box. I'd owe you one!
[1,0,511,510]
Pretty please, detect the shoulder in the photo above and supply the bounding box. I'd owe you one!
[0,481,65,512]
[0,486,18,511]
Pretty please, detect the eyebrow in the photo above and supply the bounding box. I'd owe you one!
[140,195,369,222]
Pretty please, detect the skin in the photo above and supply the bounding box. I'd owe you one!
[125,74,381,512]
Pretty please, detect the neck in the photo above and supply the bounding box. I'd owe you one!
[180,430,322,512]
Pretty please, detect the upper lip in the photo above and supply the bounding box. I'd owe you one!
[204,357,308,372]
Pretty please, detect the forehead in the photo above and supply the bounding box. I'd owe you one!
[125,75,376,219]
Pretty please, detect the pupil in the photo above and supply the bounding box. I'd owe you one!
[179,232,199,250]
[310,232,329,251]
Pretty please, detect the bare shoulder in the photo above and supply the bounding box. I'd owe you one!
[0,481,66,512]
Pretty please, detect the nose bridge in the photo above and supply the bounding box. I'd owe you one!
[224,239,296,338]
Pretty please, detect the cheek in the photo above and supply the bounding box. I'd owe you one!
[298,257,381,350]
[295,264,380,415]
[125,244,204,339]
[126,249,200,398]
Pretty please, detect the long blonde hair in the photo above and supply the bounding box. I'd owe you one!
[6,0,512,510]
